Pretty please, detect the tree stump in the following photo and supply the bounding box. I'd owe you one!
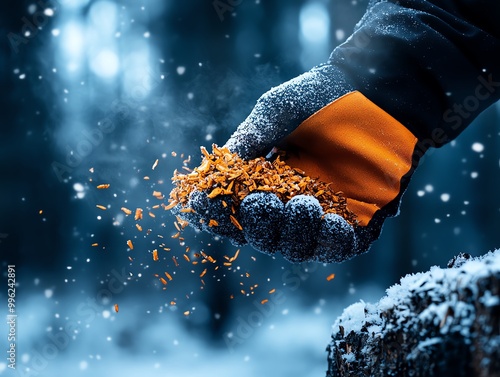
[327,251,500,377]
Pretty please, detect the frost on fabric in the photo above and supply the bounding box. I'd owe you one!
[327,251,500,377]
[223,64,354,160]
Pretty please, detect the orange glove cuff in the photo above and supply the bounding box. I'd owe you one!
[283,91,418,226]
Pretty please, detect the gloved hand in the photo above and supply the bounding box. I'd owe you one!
[176,0,500,263]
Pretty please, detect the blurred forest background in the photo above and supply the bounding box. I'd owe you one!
[1,0,499,376]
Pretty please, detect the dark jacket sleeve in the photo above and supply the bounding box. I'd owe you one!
[331,0,500,146]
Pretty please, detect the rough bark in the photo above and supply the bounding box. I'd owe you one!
[327,251,500,377]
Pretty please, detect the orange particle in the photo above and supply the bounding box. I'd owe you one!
[91,243,98,247]
[114,304,119,313]
[165,272,173,281]
[241,290,246,295]
[229,215,243,231]
[171,151,177,157]
[134,208,143,221]
[229,249,240,262]
[96,205,107,210]
[183,311,190,316]
[128,256,133,262]
[269,288,276,294]
[208,219,219,227]
[97,184,110,189]
[152,159,159,170]
[170,301,176,306]
[261,299,269,305]
[121,207,132,215]
[143,176,150,180]
[172,257,179,267]
[135,224,143,232]
[183,254,190,263]
[200,269,207,278]
[159,277,167,285]
[126,240,134,250]
[39,210,43,215]
[148,212,155,218]
[326,273,336,282]
[152,249,159,261]
[152,190,164,199]
[164,201,177,210]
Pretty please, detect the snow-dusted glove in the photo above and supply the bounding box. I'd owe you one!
[175,190,247,246]
[223,82,416,263]
[179,0,500,263]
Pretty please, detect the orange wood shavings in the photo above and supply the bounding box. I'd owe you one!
[114,304,119,312]
[152,249,159,261]
[326,273,336,281]
[134,208,143,221]
[168,145,357,227]
[121,207,132,215]
[96,205,107,210]
[126,240,134,250]
[152,191,164,199]
[152,159,159,170]
[97,184,110,189]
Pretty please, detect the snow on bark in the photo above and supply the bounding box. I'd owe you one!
[327,251,500,377]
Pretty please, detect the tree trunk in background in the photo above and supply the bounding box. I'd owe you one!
[326,251,500,377]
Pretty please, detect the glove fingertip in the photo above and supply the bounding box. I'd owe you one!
[280,195,323,263]
[315,214,355,263]
[240,192,284,255]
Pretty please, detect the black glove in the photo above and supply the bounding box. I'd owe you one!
[176,0,500,263]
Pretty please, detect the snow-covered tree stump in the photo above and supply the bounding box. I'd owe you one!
[327,251,500,377]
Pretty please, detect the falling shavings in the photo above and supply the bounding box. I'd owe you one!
[152,159,159,170]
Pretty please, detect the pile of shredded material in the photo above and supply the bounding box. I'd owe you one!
[167,145,357,226]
